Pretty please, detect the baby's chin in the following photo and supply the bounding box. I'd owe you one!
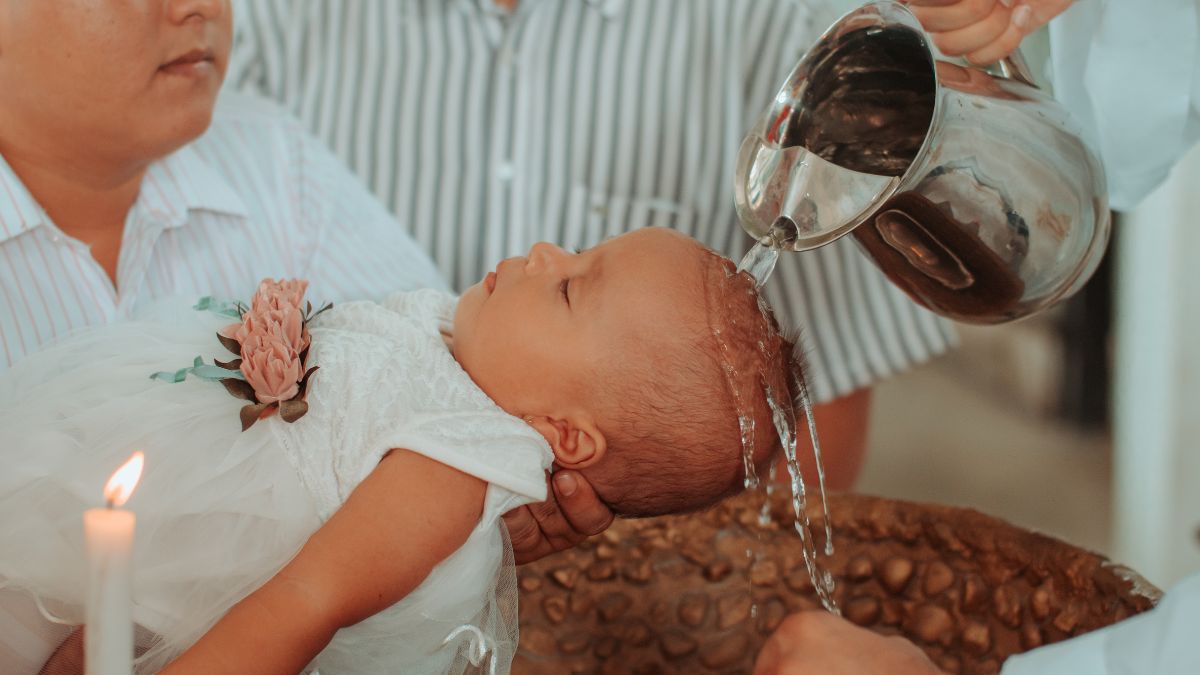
[452,282,482,353]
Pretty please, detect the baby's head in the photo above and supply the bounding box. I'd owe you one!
[454,228,803,517]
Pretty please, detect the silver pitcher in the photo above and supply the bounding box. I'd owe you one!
[734,1,1109,324]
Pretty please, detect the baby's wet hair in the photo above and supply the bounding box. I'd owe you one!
[586,247,808,518]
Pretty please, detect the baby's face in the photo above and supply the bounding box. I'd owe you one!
[453,228,706,452]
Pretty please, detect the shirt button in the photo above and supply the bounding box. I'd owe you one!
[50,234,62,244]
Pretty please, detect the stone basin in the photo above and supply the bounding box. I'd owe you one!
[513,492,1159,674]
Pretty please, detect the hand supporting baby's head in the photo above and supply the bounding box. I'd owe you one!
[453,227,804,518]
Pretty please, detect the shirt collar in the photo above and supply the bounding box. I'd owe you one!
[0,142,250,244]
[134,142,249,229]
[0,153,51,244]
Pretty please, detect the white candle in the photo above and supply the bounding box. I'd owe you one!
[84,451,144,675]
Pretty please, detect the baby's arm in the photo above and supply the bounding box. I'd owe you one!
[160,448,485,675]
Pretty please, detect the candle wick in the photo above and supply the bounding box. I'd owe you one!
[105,498,115,509]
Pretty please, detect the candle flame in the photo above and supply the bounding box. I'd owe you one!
[103,451,144,508]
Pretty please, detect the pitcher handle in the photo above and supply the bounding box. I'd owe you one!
[996,49,1037,88]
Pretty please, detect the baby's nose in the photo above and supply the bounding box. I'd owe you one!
[526,242,565,272]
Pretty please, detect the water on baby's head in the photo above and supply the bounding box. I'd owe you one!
[707,253,839,613]
[766,382,838,614]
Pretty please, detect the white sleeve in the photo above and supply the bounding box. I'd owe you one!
[1001,573,1200,675]
[1048,0,1200,211]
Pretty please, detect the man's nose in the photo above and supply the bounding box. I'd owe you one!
[166,0,225,24]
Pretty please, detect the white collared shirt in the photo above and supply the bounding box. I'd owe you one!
[0,92,445,372]
[228,0,956,402]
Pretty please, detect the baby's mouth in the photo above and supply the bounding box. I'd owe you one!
[484,271,497,295]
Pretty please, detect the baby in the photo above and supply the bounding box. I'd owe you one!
[0,228,803,674]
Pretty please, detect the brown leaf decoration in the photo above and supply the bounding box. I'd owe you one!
[279,399,309,423]
[214,357,243,371]
[216,332,242,357]
[221,378,257,403]
[239,402,270,431]
[296,366,320,400]
[307,301,334,322]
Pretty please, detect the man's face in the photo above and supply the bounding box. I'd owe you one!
[0,0,232,166]
[453,228,706,422]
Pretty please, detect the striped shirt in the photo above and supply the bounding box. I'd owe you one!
[228,0,955,402]
[0,92,445,373]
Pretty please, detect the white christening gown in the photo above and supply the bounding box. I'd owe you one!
[0,289,552,674]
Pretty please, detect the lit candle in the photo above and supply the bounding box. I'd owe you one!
[84,451,144,675]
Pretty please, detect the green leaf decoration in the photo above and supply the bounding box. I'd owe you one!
[214,357,243,371]
[240,402,271,431]
[152,358,246,385]
[149,368,189,383]
[221,378,257,402]
[193,296,244,319]
[279,399,309,423]
[216,332,242,357]
[190,364,237,381]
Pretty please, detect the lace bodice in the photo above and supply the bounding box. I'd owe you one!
[270,289,553,523]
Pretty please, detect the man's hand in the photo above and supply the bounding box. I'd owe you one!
[906,0,1073,66]
[754,611,946,675]
[503,470,614,565]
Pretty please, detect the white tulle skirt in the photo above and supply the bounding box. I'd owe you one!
[0,303,516,674]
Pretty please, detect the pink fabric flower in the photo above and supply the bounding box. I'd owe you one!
[239,334,303,404]
[220,321,242,342]
[251,278,309,314]
[272,306,310,352]
[222,305,309,353]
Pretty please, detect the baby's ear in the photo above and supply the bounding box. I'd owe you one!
[527,416,607,469]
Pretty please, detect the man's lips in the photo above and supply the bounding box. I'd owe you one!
[160,48,215,75]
